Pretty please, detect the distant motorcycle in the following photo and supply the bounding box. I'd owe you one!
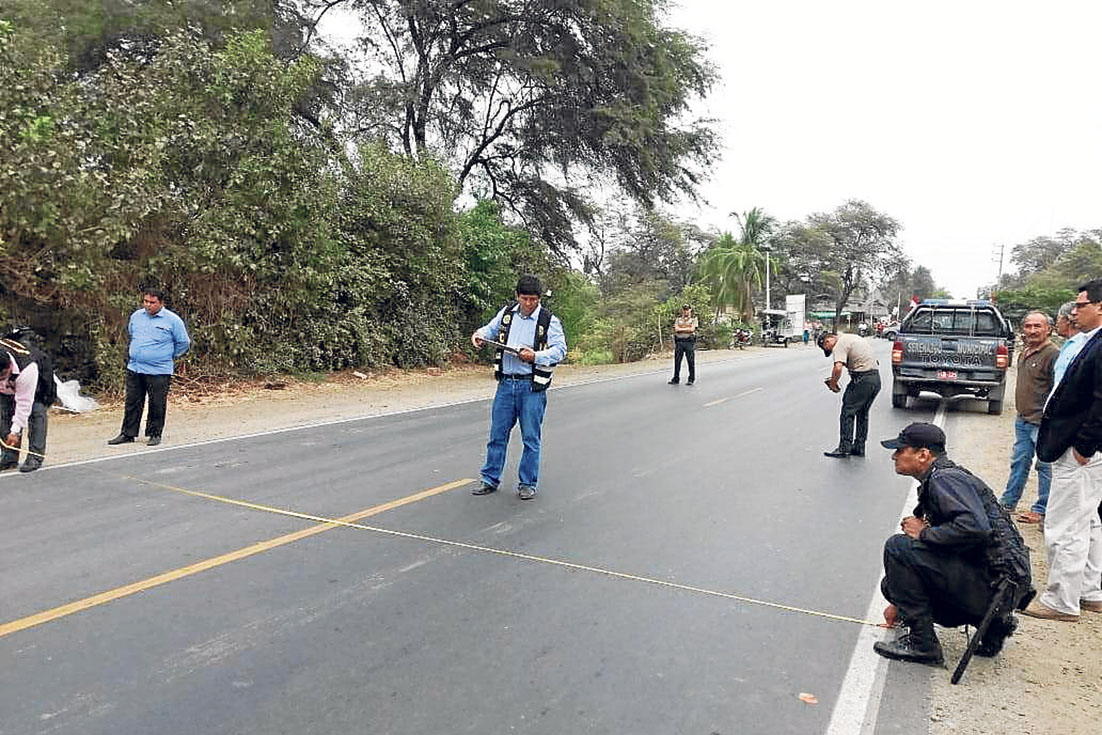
[731,328,753,349]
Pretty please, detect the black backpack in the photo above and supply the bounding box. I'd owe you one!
[0,338,57,406]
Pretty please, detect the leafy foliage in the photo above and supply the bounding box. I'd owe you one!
[775,200,901,319]
[333,0,718,253]
[994,227,1100,321]
[0,18,476,385]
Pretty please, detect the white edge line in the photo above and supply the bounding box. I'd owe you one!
[11,354,760,476]
[826,400,947,735]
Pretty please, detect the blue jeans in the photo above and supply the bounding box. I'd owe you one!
[480,378,547,490]
[1000,416,1051,513]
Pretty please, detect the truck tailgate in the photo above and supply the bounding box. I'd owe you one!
[897,335,1002,382]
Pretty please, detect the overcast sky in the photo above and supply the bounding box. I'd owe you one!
[666,0,1102,298]
[318,1,1101,298]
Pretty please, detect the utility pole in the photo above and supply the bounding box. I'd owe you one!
[991,243,1005,298]
[762,245,772,311]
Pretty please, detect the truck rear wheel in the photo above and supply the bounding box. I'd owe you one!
[891,379,909,409]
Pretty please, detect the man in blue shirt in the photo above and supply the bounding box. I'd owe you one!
[108,288,190,447]
[470,275,567,500]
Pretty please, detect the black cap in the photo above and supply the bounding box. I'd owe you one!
[880,422,946,452]
[817,332,833,357]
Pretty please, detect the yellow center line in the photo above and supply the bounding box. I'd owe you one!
[3,461,880,637]
[704,386,763,407]
[0,478,473,638]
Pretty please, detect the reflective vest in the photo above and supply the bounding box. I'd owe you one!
[0,338,57,406]
[493,302,556,392]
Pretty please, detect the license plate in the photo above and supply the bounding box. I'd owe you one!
[937,370,958,380]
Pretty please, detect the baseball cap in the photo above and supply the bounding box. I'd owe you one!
[880,422,946,452]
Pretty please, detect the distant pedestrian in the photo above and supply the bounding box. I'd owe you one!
[108,288,190,447]
[1023,279,1102,622]
[802,321,811,346]
[999,311,1058,523]
[470,274,567,500]
[819,332,881,457]
[0,337,57,472]
[668,305,697,385]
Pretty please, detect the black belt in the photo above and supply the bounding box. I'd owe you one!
[502,374,531,380]
[850,369,879,376]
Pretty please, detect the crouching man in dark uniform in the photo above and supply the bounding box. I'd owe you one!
[874,423,1033,666]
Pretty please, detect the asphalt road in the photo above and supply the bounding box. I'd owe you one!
[1,342,939,735]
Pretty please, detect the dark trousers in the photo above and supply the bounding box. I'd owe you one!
[673,338,695,381]
[121,370,172,438]
[0,395,48,463]
[881,534,992,627]
[838,370,881,450]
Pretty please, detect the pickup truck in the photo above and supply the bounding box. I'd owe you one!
[890,300,1013,414]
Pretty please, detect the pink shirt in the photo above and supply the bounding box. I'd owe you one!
[0,355,39,433]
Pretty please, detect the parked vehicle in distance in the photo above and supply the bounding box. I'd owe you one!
[880,321,901,340]
[890,300,1013,414]
[759,309,793,347]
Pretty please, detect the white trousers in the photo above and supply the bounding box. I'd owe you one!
[1040,448,1102,615]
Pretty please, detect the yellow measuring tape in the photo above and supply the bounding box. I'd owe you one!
[0,440,46,460]
[85,468,882,628]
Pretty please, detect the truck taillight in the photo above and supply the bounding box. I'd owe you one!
[996,343,1009,369]
[892,340,904,365]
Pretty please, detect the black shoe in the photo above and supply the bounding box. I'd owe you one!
[849,445,865,457]
[19,457,41,473]
[517,485,537,500]
[686,379,695,385]
[472,481,498,496]
[107,434,135,445]
[975,615,1018,658]
[823,447,851,458]
[0,460,18,471]
[147,436,162,447]
[668,378,679,385]
[873,621,944,666]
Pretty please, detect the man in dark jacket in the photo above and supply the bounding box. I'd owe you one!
[874,423,1032,665]
[1024,278,1102,621]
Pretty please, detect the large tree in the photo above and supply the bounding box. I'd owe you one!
[319,0,717,253]
[777,200,901,321]
[598,208,706,298]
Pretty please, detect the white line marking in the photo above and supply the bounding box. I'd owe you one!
[827,399,947,733]
[704,387,763,408]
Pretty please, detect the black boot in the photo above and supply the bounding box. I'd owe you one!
[873,617,944,666]
[823,445,852,458]
[849,444,865,457]
[975,615,1017,658]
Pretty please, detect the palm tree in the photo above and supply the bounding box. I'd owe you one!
[701,208,777,322]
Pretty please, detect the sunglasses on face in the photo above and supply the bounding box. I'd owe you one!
[1072,300,1099,309]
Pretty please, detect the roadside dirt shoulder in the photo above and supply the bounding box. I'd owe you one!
[929,367,1102,734]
